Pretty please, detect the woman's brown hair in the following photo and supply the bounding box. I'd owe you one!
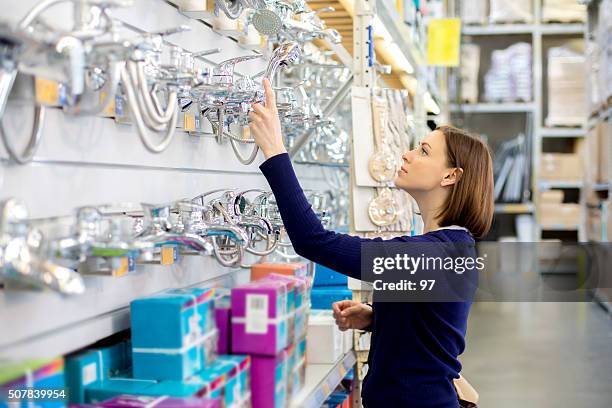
[435,125,494,239]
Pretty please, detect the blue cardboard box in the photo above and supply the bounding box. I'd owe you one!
[130,288,216,380]
[65,341,131,403]
[310,286,352,310]
[0,358,65,408]
[313,264,347,287]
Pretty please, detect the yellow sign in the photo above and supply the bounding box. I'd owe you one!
[161,246,175,265]
[100,91,116,117]
[183,112,196,131]
[35,78,60,106]
[112,257,129,277]
[427,18,461,67]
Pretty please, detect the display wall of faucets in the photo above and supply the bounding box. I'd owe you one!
[0,0,348,166]
[0,189,331,295]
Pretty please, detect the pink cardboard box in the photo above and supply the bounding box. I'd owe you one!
[231,279,290,356]
[250,350,289,408]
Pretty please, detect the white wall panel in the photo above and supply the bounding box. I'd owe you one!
[0,0,332,360]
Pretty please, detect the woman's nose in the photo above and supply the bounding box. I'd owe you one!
[402,151,412,163]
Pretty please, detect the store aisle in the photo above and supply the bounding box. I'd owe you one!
[461,302,612,407]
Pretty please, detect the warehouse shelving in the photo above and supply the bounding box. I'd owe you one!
[540,127,586,138]
[494,202,535,214]
[450,103,535,113]
[452,1,588,244]
[290,351,356,408]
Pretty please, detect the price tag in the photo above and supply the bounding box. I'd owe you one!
[184,112,196,131]
[35,78,60,106]
[100,91,116,117]
[112,257,129,277]
[161,246,175,265]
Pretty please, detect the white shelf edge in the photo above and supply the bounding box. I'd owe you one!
[463,24,535,35]
[450,103,535,113]
[290,351,356,408]
[539,23,585,35]
[0,269,239,361]
[540,127,586,138]
[539,181,584,189]
[494,202,535,214]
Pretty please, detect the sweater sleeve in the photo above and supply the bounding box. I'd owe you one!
[259,153,421,280]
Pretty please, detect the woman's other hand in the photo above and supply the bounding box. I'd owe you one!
[332,300,373,331]
[249,79,287,160]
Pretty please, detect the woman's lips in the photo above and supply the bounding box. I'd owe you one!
[399,166,408,175]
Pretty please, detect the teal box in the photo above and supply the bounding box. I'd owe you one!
[216,355,250,403]
[132,328,218,382]
[131,288,215,349]
[310,286,352,310]
[130,288,216,381]
[65,341,131,404]
[86,378,157,404]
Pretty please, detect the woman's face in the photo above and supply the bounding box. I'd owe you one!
[394,130,451,194]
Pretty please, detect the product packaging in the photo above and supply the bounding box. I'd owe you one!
[214,292,232,355]
[250,262,308,281]
[65,341,132,403]
[311,286,352,310]
[0,358,65,408]
[307,311,344,364]
[94,394,220,408]
[130,288,217,380]
[313,263,347,287]
[265,273,311,342]
[250,350,289,408]
[231,280,291,356]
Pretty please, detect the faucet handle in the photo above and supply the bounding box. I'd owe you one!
[213,54,262,85]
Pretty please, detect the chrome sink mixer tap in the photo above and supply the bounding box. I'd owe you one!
[195,41,301,165]
[0,199,85,295]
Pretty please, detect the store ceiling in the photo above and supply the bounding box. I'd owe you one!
[306,0,408,89]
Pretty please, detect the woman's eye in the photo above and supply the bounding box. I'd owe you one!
[420,147,428,156]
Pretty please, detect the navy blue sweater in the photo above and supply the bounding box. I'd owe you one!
[260,153,476,408]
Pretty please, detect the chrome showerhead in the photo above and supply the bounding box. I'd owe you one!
[251,8,283,36]
[264,41,301,81]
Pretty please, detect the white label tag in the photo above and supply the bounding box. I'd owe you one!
[82,362,98,385]
[245,294,268,334]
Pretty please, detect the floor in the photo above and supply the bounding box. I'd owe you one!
[461,301,612,408]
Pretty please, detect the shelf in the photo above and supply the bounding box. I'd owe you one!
[540,225,580,231]
[0,259,240,361]
[463,24,535,35]
[290,351,356,408]
[375,0,425,68]
[294,161,350,168]
[540,127,586,138]
[540,23,585,35]
[495,202,535,214]
[539,180,584,190]
[450,103,535,113]
[592,183,611,191]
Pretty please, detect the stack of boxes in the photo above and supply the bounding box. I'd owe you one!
[539,139,585,184]
[230,262,310,408]
[546,45,587,127]
[66,287,251,407]
[539,190,581,229]
[311,264,351,310]
[0,358,65,408]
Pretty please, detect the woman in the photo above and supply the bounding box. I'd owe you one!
[249,79,494,408]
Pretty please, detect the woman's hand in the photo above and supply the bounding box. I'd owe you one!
[332,300,373,331]
[249,79,287,160]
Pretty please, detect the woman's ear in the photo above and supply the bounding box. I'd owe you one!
[441,167,464,187]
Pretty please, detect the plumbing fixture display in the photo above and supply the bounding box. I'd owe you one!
[0,189,330,294]
[0,0,348,165]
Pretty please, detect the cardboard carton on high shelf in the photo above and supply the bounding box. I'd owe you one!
[598,121,611,183]
[539,153,583,181]
[540,190,564,204]
[130,288,216,381]
[250,262,308,281]
[0,358,64,408]
[231,279,290,356]
[250,349,289,408]
[539,203,581,227]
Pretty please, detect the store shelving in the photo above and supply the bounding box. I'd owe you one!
[494,202,535,214]
[539,180,584,190]
[463,24,535,36]
[450,103,535,113]
[539,23,585,35]
[290,351,356,408]
[540,127,586,138]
